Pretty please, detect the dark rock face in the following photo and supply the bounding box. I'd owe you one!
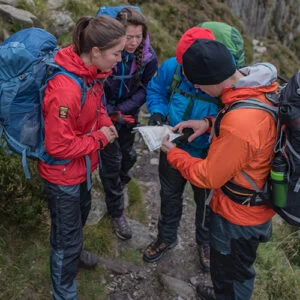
[225,0,300,47]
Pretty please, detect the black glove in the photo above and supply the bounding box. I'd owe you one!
[148,113,166,126]
[172,128,194,144]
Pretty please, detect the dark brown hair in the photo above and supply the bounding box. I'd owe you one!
[73,16,125,55]
[116,8,148,82]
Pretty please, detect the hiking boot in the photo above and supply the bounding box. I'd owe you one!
[198,244,210,272]
[143,238,178,263]
[112,213,132,240]
[79,250,99,269]
[196,283,216,300]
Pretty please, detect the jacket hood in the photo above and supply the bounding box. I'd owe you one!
[142,34,153,62]
[222,63,278,105]
[55,45,111,84]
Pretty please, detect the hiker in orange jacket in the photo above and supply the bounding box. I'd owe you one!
[161,39,277,299]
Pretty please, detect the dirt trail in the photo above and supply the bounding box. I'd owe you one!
[105,141,211,300]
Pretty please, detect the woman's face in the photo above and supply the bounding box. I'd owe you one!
[124,25,143,53]
[91,37,126,72]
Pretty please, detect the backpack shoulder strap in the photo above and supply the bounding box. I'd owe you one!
[211,106,230,138]
[230,98,278,119]
[168,64,181,101]
[168,64,218,121]
[59,71,87,107]
[213,97,278,138]
[213,97,280,206]
[45,66,91,107]
[42,66,95,190]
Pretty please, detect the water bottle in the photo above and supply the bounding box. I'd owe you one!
[270,155,288,208]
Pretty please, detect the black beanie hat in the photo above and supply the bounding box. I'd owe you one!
[182,39,236,85]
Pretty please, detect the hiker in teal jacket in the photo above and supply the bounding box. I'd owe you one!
[143,23,245,271]
[143,27,218,271]
[146,56,217,157]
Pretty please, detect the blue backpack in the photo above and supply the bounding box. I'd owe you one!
[96,5,141,18]
[0,28,91,182]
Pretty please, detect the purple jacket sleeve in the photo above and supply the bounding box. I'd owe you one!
[116,56,158,115]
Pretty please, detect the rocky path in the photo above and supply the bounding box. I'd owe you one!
[102,141,212,300]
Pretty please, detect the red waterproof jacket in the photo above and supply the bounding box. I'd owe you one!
[38,45,113,185]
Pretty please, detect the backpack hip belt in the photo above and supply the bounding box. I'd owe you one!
[221,180,268,207]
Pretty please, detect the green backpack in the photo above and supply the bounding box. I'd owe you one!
[198,21,245,69]
[168,21,246,120]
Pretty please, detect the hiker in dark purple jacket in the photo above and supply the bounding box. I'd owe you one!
[100,8,158,240]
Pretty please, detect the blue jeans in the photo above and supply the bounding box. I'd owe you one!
[45,180,91,300]
[210,212,272,300]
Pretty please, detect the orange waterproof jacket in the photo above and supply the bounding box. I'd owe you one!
[167,63,278,226]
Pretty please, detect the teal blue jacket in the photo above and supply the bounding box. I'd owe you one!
[146,57,218,158]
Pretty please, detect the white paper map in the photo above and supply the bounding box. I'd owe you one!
[133,125,182,152]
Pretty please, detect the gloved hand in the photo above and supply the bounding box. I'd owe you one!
[148,113,166,126]
[109,111,136,125]
[122,115,136,124]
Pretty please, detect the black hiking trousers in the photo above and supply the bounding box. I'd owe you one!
[157,151,210,246]
[45,180,91,299]
[210,212,272,299]
[99,124,137,218]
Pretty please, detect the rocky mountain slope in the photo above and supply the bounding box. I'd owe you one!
[225,0,300,49]
[0,0,299,76]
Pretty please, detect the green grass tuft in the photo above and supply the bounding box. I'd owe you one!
[0,222,51,299]
[77,266,108,300]
[119,248,143,266]
[127,178,147,224]
[83,215,116,256]
[254,220,300,299]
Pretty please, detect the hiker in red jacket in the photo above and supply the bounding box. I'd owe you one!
[38,16,125,299]
[161,39,277,299]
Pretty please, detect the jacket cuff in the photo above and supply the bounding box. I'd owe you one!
[203,116,215,134]
[91,131,109,149]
